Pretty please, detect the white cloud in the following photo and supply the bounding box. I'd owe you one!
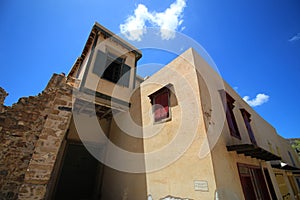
[289,33,300,42]
[120,0,187,41]
[119,4,150,41]
[180,26,186,31]
[243,93,270,107]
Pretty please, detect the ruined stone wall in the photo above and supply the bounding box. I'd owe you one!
[0,87,8,113]
[0,74,73,200]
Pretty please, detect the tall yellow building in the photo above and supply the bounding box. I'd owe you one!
[0,22,299,200]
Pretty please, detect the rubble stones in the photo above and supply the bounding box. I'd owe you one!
[0,74,73,200]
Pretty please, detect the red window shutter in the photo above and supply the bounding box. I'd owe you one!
[160,92,169,119]
[154,94,162,121]
[154,91,169,121]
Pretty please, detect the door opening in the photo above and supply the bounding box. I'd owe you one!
[238,164,271,200]
[53,142,103,200]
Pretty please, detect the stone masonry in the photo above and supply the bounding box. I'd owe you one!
[0,74,73,200]
[0,88,8,113]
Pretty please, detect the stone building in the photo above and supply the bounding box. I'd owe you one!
[0,22,299,200]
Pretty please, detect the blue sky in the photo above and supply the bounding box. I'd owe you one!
[0,0,299,138]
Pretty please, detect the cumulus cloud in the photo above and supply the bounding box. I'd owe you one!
[289,33,300,42]
[119,4,150,41]
[120,0,187,41]
[243,93,270,107]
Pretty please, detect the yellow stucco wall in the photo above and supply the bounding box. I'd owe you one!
[192,48,300,199]
[139,48,300,199]
[100,86,148,200]
[140,49,217,199]
[68,87,148,199]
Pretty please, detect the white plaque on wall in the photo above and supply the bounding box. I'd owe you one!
[194,180,209,191]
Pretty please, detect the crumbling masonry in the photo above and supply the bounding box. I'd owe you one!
[0,74,73,199]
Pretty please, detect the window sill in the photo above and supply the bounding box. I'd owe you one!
[154,116,172,124]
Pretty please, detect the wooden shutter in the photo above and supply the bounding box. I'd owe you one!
[154,91,169,121]
[120,64,130,87]
[225,96,240,138]
[92,50,107,77]
[241,109,256,145]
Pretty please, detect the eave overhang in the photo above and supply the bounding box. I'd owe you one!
[227,144,281,161]
[270,160,300,171]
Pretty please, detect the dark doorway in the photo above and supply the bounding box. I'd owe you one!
[240,176,257,200]
[238,164,272,200]
[54,143,103,200]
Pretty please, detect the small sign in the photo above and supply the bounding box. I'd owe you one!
[194,180,209,191]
